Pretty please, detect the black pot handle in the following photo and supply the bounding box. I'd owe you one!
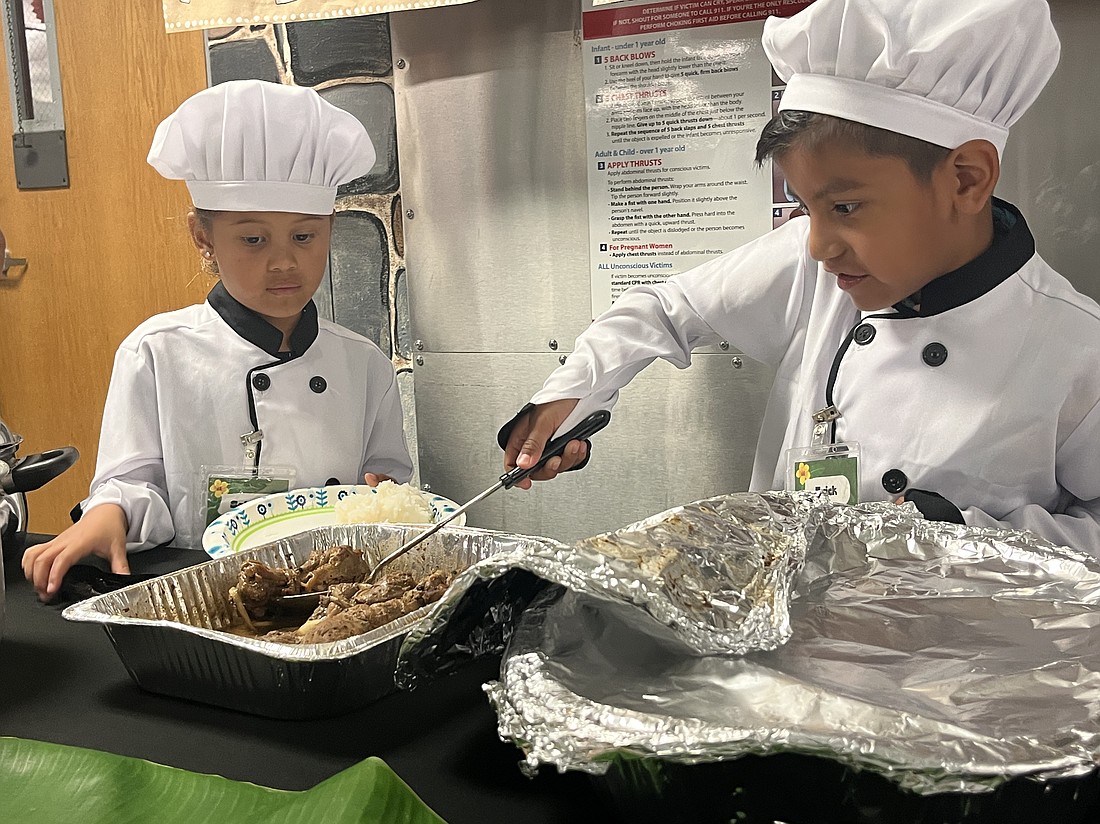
[5,446,79,493]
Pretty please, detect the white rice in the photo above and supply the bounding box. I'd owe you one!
[333,481,434,525]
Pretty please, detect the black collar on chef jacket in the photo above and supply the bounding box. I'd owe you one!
[890,197,1034,318]
[207,281,319,361]
[824,198,1034,443]
[208,282,322,468]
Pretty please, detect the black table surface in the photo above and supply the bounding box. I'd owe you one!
[0,537,609,824]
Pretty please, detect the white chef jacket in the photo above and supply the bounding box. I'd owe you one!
[84,283,413,550]
[533,201,1100,555]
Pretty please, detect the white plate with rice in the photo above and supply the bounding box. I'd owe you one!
[201,482,464,558]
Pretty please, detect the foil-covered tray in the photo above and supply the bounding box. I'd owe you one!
[485,496,1100,795]
[63,524,552,719]
[398,492,1100,807]
[398,492,817,686]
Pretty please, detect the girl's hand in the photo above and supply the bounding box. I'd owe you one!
[21,504,129,602]
[363,473,395,487]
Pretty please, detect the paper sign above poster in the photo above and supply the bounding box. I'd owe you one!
[162,0,480,32]
[584,0,813,37]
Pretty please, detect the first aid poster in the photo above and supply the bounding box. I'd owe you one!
[582,0,813,314]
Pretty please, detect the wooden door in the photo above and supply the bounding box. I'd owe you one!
[0,4,209,533]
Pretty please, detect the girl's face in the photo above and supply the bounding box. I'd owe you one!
[192,210,332,337]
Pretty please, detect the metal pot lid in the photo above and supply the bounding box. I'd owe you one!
[0,418,23,457]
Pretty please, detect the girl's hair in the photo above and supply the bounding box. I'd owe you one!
[191,207,219,232]
[755,110,952,182]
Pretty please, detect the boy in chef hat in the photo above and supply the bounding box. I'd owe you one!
[24,80,413,600]
[500,0,1100,554]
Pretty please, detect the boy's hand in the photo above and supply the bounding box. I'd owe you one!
[21,504,130,602]
[895,489,964,524]
[502,399,584,490]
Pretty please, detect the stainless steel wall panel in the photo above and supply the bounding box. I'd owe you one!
[413,353,774,543]
[392,1,593,355]
[997,0,1100,303]
[397,369,420,489]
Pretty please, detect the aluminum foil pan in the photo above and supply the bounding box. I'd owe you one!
[481,494,1100,795]
[63,524,552,719]
[398,491,818,686]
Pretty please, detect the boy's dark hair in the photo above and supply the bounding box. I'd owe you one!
[755,110,952,182]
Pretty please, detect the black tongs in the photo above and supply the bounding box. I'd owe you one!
[364,409,612,582]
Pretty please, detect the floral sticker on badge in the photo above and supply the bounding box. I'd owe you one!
[786,443,860,505]
[795,462,812,486]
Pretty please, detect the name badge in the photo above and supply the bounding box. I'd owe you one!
[785,442,860,505]
[198,464,296,531]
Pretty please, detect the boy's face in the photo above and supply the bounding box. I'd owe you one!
[776,141,965,312]
[198,211,332,336]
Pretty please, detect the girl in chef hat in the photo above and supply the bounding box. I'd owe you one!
[24,80,413,599]
[500,0,1100,554]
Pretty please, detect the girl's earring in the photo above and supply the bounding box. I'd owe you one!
[200,250,220,276]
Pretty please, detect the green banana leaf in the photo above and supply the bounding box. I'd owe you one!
[0,737,447,824]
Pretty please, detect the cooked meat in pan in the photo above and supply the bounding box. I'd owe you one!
[227,545,455,644]
[230,544,370,622]
[294,570,453,644]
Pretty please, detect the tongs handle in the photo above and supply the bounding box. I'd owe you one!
[499,409,611,489]
[364,410,612,582]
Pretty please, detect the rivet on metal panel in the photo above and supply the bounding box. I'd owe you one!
[405,209,415,220]
[396,58,407,69]
[559,355,568,365]
[415,355,424,366]
[548,339,559,351]
[731,357,743,369]
[719,341,730,350]
[414,339,424,351]
[421,482,431,492]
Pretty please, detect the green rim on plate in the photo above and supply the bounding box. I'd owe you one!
[231,506,335,547]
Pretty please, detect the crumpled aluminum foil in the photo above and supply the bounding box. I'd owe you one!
[397,492,819,688]
[477,493,1100,794]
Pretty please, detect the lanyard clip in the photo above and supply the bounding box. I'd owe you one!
[240,429,264,461]
[810,405,840,447]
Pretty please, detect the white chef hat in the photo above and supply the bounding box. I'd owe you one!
[147,79,376,215]
[762,0,1060,156]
